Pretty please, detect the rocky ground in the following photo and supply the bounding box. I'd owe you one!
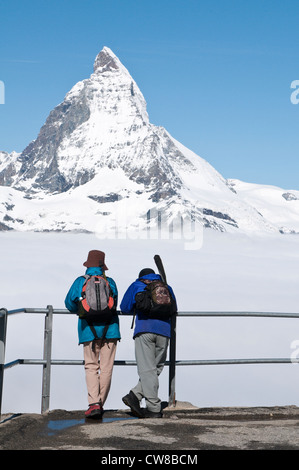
[1,402,299,453]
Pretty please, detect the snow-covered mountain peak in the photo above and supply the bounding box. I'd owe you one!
[93,46,126,74]
[0,47,151,195]
[0,47,298,235]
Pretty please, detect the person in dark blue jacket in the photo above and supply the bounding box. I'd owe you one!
[65,250,120,419]
[120,268,177,418]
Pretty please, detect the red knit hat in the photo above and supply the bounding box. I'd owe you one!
[83,250,108,270]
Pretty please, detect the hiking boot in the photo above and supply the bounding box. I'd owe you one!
[122,391,143,418]
[85,402,103,419]
[142,409,163,419]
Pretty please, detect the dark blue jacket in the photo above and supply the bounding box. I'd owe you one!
[120,273,177,339]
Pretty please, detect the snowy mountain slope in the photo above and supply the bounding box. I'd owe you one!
[228,179,299,233]
[0,47,298,235]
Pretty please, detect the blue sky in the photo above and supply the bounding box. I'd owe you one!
[1,0,299,190]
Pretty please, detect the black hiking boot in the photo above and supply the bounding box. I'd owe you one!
[122,391,143,418]
[142,408,163,419]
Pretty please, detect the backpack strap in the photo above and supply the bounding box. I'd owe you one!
[139,278,152,285]
[87,319,112,353]
[131,281,146,329]
[131,306,136,330]
[100,321,111,346]
[131,280,150,329]
[80,274,90,298]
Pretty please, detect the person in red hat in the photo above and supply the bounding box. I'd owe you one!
[65,250,120,419]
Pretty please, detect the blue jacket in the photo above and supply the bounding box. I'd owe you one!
[65,267,121,345]
[120,273,177,339]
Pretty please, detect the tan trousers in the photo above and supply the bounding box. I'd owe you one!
[83,339,117,406]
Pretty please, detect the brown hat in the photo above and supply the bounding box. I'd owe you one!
[83,250,108,270]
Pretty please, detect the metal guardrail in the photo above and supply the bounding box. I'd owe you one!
[1,307,299,415]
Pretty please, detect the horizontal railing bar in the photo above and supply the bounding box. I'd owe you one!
[177,312,299,318]
[4,359,138,367]
[175,358,299,365]
[5,308,299,318]
[3,359,24,369]
[182,312,293,318]
[6,308,72,315]
[24,308,72,314]
[2,308,26,316]
[5,358,299,368]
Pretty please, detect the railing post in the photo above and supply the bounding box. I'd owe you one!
[41,305,53,414]
[0,308,7,416]
[168,313,177,407]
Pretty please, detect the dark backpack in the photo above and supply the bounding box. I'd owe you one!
[134,279,176,319]
[78,274,116,323]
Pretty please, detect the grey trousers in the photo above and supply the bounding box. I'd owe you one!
[132,333,169,413]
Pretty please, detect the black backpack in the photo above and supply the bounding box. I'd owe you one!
[134,279,176,319]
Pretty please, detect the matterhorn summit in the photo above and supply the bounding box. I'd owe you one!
[0,46,299,235]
